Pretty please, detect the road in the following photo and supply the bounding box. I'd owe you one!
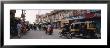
[11,29,80,39]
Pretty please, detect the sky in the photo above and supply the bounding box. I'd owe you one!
[15,10,54,24]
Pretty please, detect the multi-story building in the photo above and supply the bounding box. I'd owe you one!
[35,10,100,29]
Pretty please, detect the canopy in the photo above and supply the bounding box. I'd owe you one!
[64,16,85,20]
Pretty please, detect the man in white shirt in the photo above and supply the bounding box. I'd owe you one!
[17,21,22,38]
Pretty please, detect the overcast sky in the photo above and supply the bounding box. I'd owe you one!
[15,10,54,24]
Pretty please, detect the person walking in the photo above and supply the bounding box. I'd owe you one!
[17,21,22,38]
[34,23,36,30]
[44,24,48,34]
[47,23,53,35]
[38,24,41,31]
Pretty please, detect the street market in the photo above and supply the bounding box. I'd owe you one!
[10,9,101,39]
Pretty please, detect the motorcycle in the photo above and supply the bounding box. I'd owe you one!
[47,27,53,35]
[59,28,72,39]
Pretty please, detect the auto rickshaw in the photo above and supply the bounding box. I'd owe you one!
[85,21,97,39]
[70,22,80,37]
[70,21,98,39]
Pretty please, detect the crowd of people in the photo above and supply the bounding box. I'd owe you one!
[11,16,55,38]
[10,17,30,38]
[10,17,99,39]
[29,23,54,35]
[10,10,100,39]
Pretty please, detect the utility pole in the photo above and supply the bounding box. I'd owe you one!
[21,10,26,22]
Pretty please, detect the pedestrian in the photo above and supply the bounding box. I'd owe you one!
[38,24,41,31]
[17,21,22,38]
[50,24,53,35]
[22,22,27,34]
[34,23,36,30]
[44,25,47,34]
[47,23,53,35]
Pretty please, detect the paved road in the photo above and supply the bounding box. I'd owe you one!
[21,29,61,39]
[11,29,80,39]
[11,29,101,39]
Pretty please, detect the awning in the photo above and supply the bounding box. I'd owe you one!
[65,16,85,20]
[66,17,73,20]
